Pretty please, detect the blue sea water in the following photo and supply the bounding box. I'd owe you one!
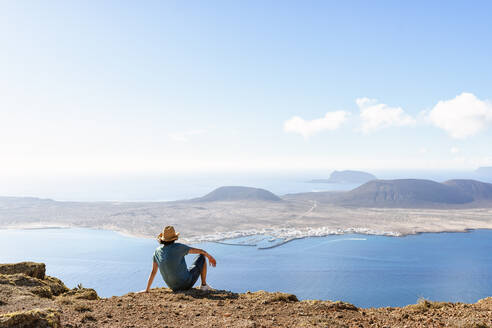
[1,228,491,307]
[0,172,359,202]
[2,169,488,202]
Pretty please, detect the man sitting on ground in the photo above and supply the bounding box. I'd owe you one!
[144,226,216,292]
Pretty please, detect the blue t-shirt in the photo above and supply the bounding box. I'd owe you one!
[153,243,192,290]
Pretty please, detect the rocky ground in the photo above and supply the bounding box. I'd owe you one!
[1,262,491,327]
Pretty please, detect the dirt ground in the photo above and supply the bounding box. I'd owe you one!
[57,288,492,328]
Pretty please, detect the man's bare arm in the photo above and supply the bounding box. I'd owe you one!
[189,248,217,267]
[143,261,158,292]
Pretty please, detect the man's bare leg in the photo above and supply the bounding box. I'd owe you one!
[188,248,216,288]
[200,258,207,286]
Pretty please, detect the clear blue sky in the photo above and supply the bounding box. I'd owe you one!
[1,1,492,178]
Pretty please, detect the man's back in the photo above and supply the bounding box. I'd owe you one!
[153,243,192,290]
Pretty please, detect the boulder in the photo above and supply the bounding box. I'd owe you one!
[3,273,46,288]
[0,273,68,298]
[242,290,299,304]
[0,309,60,328]
[0,262,45,280]
[62,287,99,300]
[44,277,68,296]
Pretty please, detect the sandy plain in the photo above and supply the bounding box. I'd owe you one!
[1,197,492,243]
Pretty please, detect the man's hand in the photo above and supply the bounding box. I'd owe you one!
[207,254,217,267]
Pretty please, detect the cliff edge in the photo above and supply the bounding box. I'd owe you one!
[1,262,491,327]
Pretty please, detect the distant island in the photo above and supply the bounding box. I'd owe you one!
[2,178,492,243]
[308,170,376,184]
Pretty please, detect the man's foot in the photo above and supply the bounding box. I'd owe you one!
[199,284,214,291]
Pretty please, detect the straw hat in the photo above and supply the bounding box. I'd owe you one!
[158,226,180,242]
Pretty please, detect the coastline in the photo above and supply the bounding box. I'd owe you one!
[1,223,73,230]
[2,196,492,248]
[1,223,490,249]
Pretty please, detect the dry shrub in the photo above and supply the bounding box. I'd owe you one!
[63,287,99,300]
[74,304,92,313]
[406,298,449,313]
[31,286,53,299]
[81,314,97,323]
[261,292,298,304]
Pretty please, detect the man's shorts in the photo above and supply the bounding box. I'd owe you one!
[181,254,205,290]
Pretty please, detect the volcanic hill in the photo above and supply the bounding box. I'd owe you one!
[288,179,492,208]
[193,186,281,202]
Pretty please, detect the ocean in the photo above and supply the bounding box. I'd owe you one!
[1,228,491,308]
[2,169,486,201]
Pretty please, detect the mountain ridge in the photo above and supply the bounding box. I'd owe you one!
[287,178,492,208]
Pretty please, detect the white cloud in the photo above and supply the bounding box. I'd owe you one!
[356,97,416,133]
[427,92,492,139]
[169,129,206,142]
[284,111,348,138]
[450,147,460,154]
